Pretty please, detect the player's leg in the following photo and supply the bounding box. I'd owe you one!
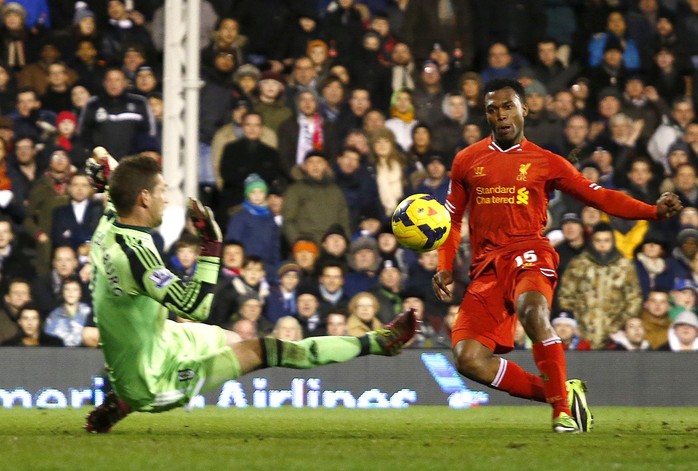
[516,284,569,414]
[451,275,547,403]
[227,308,417,375]
[506,243,591,431]
[452,338,547,402]
[515,280,578,432]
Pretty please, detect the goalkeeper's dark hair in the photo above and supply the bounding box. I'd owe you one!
[483,78,525,103]
[109,155,162,216]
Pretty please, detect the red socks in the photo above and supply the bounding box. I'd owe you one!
[491,358,546,402]
[490,339,571,417]
[532,338,571,417]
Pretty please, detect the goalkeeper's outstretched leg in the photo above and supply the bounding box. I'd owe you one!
[231,308,418,374]
[84,309,417,433]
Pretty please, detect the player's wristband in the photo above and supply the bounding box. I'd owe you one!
[200,240,222,258]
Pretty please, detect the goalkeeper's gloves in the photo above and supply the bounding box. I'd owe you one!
[187,198,222,257]
[85,146,119,193]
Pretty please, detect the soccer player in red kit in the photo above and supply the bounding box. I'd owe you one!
[432,78,682,433]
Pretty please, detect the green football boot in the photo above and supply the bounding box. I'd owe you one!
[567,379,594,432]
[552,412,580,433]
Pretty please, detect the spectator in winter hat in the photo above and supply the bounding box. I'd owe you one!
[265,262,302,323]
[291,238,320,279]
[317,223,349,268]
[668,278,697,321]
[233,63,261,99]
[669,227,698,279]
[53,110,84,165]
[551,311,591,351]
[225,173,280,276]
[657,310,698,351]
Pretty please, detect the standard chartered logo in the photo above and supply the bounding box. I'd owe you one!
[474,186,529,205]
[516,187,529,205]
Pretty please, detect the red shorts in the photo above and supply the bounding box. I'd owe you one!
[451,241,559,353]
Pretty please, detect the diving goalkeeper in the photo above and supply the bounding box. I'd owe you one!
[84,149,417,433]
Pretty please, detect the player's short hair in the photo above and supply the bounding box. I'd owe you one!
[483,78,525,103]
[109,155,162,216]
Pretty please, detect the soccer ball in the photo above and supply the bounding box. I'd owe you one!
[391,194,451,252]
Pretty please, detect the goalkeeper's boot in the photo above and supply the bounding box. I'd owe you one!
[552,412,580,433]
[567,379,594,432]
[373,308,418,356]
[84,392,131,433]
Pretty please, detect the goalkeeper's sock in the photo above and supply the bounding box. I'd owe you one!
[492,358,546,402]
[260,335,378,369]
[532,338,572,417]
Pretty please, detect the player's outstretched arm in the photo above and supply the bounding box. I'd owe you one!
[655,192,683,219]
[133,200,222,322]
[554,156,678,221]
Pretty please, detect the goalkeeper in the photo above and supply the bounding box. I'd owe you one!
[84,149,417,433]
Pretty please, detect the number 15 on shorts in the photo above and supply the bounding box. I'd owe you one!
[515,249,556,278]
[514,250,537,267]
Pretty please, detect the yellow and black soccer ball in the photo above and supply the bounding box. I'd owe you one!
[391,194,451,252]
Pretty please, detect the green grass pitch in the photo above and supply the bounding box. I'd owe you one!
[1,406,697,471]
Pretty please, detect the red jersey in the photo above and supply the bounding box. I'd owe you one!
[438,137,658,274]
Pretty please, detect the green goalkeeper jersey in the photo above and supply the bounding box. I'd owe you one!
[90,203,220,408]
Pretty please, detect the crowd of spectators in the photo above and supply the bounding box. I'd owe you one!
[1,0,698,352]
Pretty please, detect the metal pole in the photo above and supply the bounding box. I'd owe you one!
[184,0,201,200]
[162,0,185,207]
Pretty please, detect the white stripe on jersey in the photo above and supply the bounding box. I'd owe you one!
[153,390,186,406]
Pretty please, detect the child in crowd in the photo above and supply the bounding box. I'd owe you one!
[167,232,200,283]
[209,255,269,327]
[265,262,302,323]
[225,174,280,277]
[55,111,84,166]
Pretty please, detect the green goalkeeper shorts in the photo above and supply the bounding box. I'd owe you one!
[136,322,243,412]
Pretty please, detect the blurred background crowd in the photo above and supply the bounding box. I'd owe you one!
[0,0,697,352]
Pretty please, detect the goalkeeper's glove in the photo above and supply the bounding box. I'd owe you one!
[85,146,119,193]
[187,197,222,257]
